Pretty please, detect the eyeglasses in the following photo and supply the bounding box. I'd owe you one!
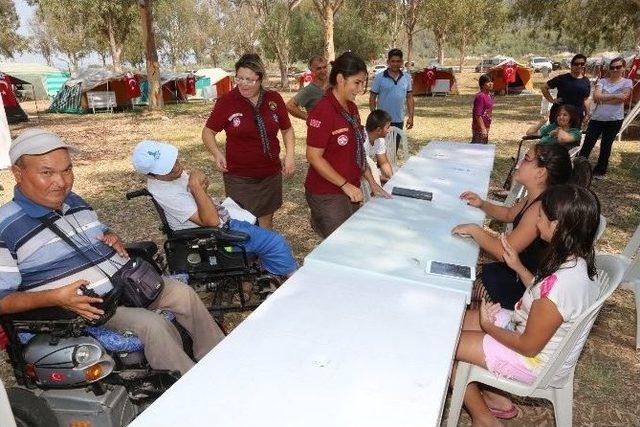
[235,76,259,86]
[572,62,586,67]
[610,64,624,70]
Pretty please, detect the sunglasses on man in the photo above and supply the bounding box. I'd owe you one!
[572,62,586,67]
[609,64,624,70]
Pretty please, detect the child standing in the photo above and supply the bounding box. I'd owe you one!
[472,74,494,144]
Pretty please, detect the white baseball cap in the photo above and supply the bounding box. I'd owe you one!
[131,140,178,175]
[9,128,77,165]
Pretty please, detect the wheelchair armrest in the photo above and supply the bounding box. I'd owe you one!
[172,227,250,244]
[125,241,158,259]
[521,135,541,141]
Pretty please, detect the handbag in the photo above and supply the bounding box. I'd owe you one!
[40,217,164,309]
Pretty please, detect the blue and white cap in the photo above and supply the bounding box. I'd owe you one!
[131,140,178,175]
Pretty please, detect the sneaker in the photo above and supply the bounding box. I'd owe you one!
[593,174,605,181]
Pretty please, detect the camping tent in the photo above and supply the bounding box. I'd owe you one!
[0,72,28,123]
[0,63,69,100]
[412,64,458,96]
[49,68,144,113]
[136,72,200,104]
[488,59,533,94]
[195,68,232,99]
[1,94,11,169]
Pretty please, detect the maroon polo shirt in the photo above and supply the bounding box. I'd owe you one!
[205,87,292,178]
[304,89,363,194]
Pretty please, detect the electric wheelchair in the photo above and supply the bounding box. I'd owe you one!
[125,188,283,323]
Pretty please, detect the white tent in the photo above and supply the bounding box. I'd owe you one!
[195,68,231,99]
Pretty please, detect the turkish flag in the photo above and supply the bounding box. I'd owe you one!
[424,67,437,88]
[628,56,640,81]
[0,73,18,107]
[186,74,196,96]
[0,326,8,351]
[503,64,517,84]
[123,73,141,99]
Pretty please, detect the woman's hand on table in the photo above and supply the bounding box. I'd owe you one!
[459,191,484,208]
[451,223,480,238]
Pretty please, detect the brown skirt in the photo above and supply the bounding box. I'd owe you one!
[305,192,360,239]
[223,173,283,218]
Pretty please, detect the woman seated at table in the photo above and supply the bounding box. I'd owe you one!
[453,184,600,425]
[525,104,582,150]
[451,144,592,310]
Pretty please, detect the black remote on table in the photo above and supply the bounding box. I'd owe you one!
[391,187,433,201]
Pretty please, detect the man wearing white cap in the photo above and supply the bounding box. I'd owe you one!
[0,128,224,375]
[131,140,297,277]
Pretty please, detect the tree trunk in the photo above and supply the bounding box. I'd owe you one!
[323,4,335,61]
[138,0,163,110]
[106,17,123,72]
[406,30,414,63]
[277,46,290,90]
[458,35,466,73]
[435,31,445,64]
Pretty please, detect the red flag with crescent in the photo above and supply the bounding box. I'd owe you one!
[123,72,141,99]
[424,67,437,88]
[0,73,18,107]
[628,56,640,81]
[503,64,517,84]
[186,74,196,95]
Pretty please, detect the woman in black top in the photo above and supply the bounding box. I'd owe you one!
[541,53,591,126]
[452,144,592,308]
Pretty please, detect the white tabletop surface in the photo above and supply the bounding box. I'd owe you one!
[417,140,495,172]
[130,265,467,427]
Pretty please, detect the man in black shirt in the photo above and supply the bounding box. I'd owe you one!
[541,54,591,126]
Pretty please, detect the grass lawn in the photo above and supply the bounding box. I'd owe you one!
[2,70,639,425]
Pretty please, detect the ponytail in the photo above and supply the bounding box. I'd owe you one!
[535,143,593,188]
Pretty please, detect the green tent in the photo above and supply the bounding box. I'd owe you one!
[0,63,69,100]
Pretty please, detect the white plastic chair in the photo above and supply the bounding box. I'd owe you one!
[384,126,409,172]
[360,177,372,204]
[613,223,640,348]
[594,214,607,243]
[446,254,626,427]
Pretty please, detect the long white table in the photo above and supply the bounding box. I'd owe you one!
[130,140,495,427]
[130,265,467,427]
[305,143,495,302]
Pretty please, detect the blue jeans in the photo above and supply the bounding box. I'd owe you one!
[228,219,297,275]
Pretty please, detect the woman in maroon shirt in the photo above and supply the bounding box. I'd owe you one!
[202,53,295,229]
[305,52,389,238]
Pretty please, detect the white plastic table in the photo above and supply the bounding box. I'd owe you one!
[417,140,495,172]
[129,265,467,427]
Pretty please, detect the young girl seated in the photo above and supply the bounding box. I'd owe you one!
[526,104,582,149]
[454,184,600,426]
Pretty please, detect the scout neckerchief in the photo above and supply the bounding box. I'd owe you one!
[340,110,367,172]
[245,88,273,160]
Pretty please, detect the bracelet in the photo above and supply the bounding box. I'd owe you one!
[339,180,348,188]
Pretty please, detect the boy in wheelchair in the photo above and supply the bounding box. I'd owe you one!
[131,140,298,281]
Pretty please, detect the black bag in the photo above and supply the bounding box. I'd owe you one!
[113,257,164,308]
[41,217,164,309]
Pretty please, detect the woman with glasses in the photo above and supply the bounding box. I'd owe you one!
[452,144,592,309]
[541,53,591,126]
[202,53,295,229]
[578,57,632,180]
[304,51,390,238]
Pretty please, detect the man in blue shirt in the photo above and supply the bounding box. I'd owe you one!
[369,49,415,133]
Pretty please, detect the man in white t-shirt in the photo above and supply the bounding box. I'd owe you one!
[131,140,297,277]
[364,109,394,184]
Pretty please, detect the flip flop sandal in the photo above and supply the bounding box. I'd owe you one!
[489,405,518,420]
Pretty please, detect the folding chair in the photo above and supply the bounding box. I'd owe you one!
[446,254,626,427]
[612,223,640,348]
[384,126,409,172]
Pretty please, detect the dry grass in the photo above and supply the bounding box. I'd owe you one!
[1,71,639,426]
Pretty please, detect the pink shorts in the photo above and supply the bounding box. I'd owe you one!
[482,309,537,385]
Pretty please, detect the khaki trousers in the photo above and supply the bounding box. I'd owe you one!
[104,278,224,375]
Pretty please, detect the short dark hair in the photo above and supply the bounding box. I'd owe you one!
[366,109,392,132]
[388,49,403,60]
[478,73,492,89]
[609,56,626,68]
[235,53,266,81]
[308,55,326,69]
[328,51,367,86]
[571,54,587,65]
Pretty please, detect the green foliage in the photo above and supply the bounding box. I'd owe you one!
[0,0,27,58]
[288,5,324,64]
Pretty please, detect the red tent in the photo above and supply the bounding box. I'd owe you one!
[412,66,458,96]
[0,72,28,123]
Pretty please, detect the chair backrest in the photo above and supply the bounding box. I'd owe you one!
[622,223,640,283]
[504,182,526,207]
[530,254,626,390]
[568,145,581,159]
[384,126,409,171]
[622,223,640,259]
[360,177,372,204]
[126,188,174,237]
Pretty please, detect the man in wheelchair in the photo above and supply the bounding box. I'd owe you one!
[0,129,224,376]
[131,140,298,279]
